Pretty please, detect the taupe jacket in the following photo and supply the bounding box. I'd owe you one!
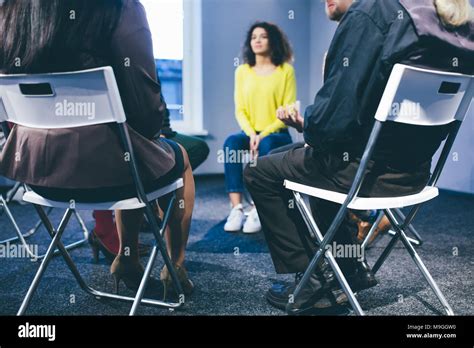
[0,0,176,189]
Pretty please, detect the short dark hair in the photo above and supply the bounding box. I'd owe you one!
[0,0,123,74]
[243,22,293,67]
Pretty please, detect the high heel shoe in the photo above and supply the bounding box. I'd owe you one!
[88,229,116,263]
[110,256,161,294]
[160,264,194,301]
[88,229,153,264]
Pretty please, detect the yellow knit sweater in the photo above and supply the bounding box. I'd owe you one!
[234,63,297,137]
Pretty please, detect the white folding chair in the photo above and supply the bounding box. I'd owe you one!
[285,64,473,316]
[0,180,89,259]
[0,67,185,316]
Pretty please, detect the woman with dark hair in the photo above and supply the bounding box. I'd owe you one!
[223,22,296,234]
[0,0,195,298]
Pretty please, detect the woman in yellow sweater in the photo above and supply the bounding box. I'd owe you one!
[224,22,296,233]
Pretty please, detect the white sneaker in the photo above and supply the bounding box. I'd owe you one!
[224,204,245,232]
[243,207,261,234]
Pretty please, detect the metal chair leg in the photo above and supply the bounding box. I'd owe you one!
[32,205,182,311]
[361,211,385,251]
[372,209,420,274]
[37,210,89,259]
[0,196,37,259]
[393,208,424,245]
[5,182,22,203]
[129,245,161,316]
[291,196,453,316]
[22,207,53,237]
[18,201,184,316]
[387,230,420,246]
[129,196,184,315]
[0,197,89,259]
[362,210,420,250]
[0,206,53,246]
[383,209,454,315]
[293,192,365,315]
[1,183,88,254]
[17,208,73,315]
[18,196,184,315]
[73,210,89,237]
[372,232,400,274]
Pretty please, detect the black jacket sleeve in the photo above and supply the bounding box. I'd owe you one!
[303,10,385,152]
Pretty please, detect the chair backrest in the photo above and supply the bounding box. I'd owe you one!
[0,67,153,205]
[0,67,126,128]
[341,64,473,210]
[375,64,474,126]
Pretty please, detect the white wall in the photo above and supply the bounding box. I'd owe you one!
[434,104,474,193]
[436,0,474,193]
[308,0,337,101]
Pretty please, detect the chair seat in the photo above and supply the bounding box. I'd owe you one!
[22,179,184,211]
[284,180,439,210]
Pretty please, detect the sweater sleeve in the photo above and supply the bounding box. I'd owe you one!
[234,66,255,136]
[260,64,296,138]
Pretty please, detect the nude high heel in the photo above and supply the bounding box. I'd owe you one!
[160,264,194,300]
[110,255,161,295]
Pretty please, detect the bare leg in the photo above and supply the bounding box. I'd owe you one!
[112,144,195,294]
[229,192,242,207]
[114,209,144,263]
[111,209,145,290]
[163,144,195,267]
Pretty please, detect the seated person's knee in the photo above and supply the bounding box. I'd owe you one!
[178,144,191,171]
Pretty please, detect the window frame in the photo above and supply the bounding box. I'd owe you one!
[172,0,206,136]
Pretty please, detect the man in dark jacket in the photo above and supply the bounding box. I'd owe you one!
[245,0,473,314]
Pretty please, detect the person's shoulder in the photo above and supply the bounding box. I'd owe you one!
[124,0,145,11]
[236,63,251,75]
[349,0,400,14]
[346,0,402,30]
[123,0,149,25]
[281,62,294,71]
[280,62,295,75]
[113,0,150,39]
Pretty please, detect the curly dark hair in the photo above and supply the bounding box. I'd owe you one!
[243,22,293,67]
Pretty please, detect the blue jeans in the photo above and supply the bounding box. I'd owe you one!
[224,131,292,193]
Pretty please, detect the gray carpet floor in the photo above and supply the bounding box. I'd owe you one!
[0,175,472,316]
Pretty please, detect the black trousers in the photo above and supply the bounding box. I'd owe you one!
[268,141,305,155]
[244,145,428,275]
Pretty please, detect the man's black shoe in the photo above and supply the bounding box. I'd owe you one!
[266,273,338,312]
[266,260,377,315]
[266,281,296,310]
[351,259,378,292]
[281,271,347,315]
[315,259,378,305]
[319,259,378,293]
[266,280,350,315]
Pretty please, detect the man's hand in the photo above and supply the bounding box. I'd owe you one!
[277,101,304,133]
